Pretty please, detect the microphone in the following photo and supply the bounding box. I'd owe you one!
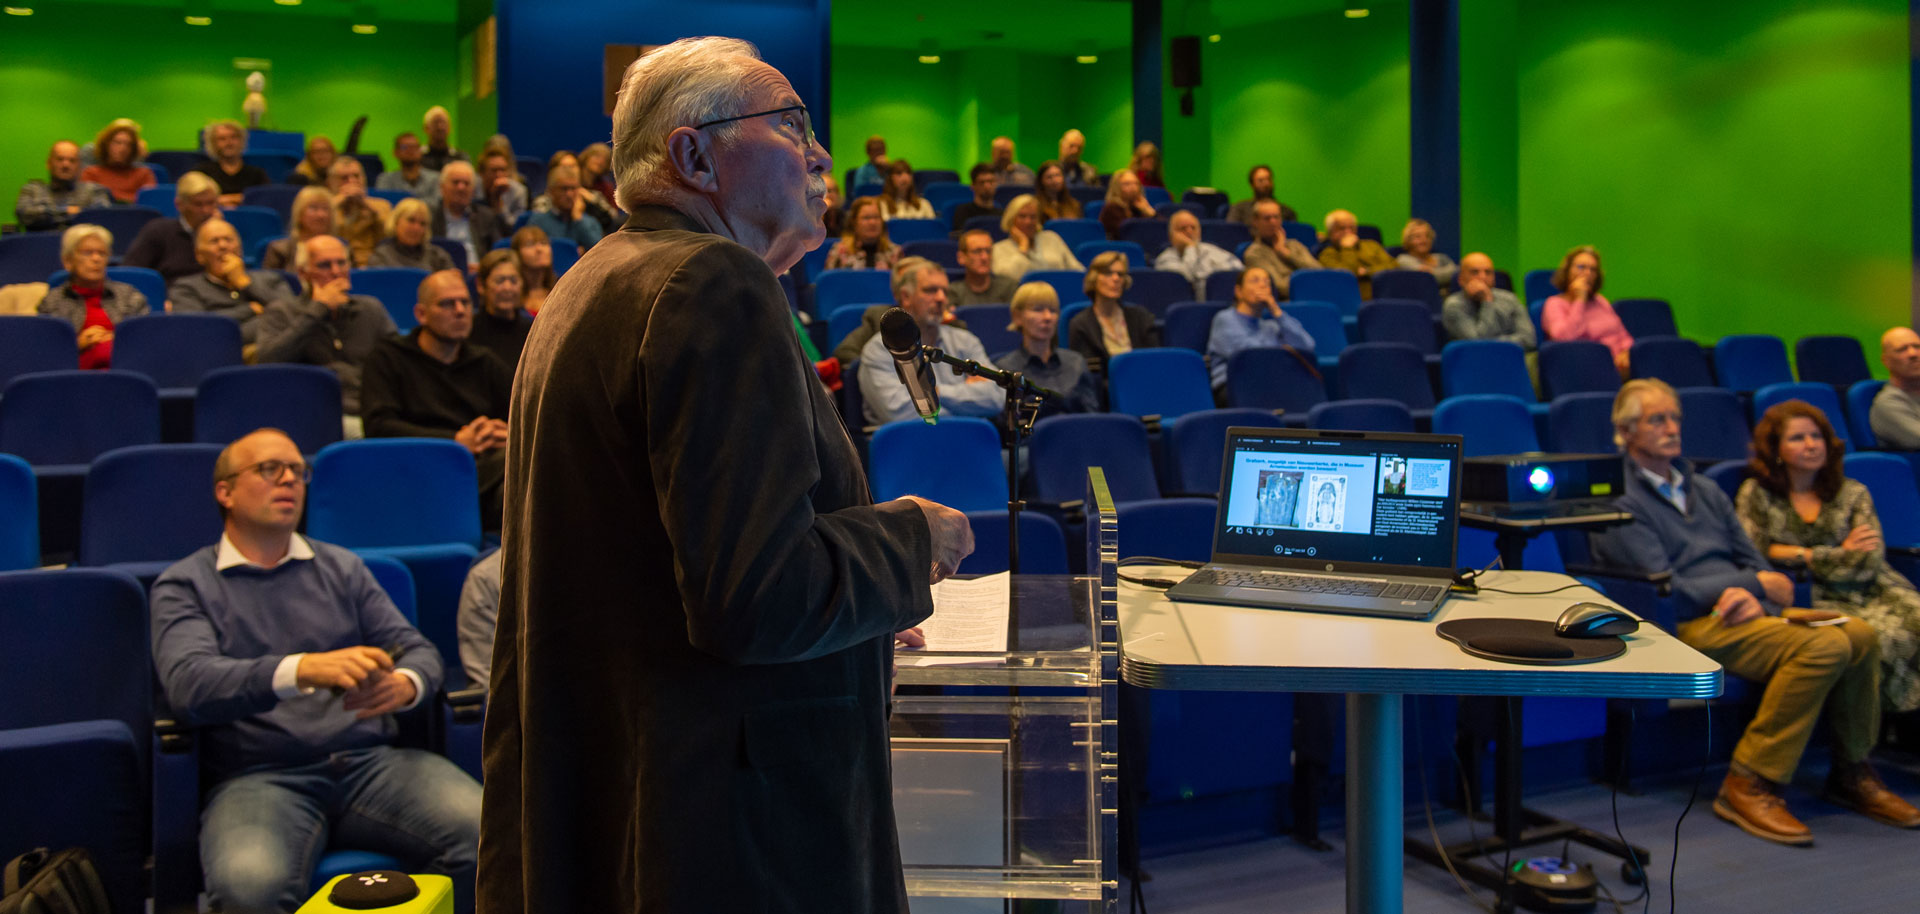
[879,307,940,424]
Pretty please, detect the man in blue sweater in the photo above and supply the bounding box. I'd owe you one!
[1205,266,1314,392]
[1592,380,1919,845]
[151,429,481,913]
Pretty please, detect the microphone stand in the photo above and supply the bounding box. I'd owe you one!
[920,344,1058,574]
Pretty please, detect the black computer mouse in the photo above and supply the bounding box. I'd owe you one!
[1554,602,1641,638]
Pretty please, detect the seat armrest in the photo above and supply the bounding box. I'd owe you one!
[445,685,488,725]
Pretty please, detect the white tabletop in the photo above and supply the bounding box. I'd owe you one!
[1118,569,1722,699]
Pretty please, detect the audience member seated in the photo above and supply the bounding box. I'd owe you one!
[1206,267,1314,392]
[477,149,529,225]
[823,197,899,271]
[877,160,935,221]
[328,158,391,268]
[77,116,147,170]
[1443,252,1534,350]
[194,120,270,207]
[1738,400,1920,714]
[950,164,1001,231]
[535,151,620,235]
[457,547,504,687]
[375,132,440,199]
[286,134,337,187]
[125,172,223,282]
[15,140,111,231]
[262,186,339,271]
[368,198,456,272]
[1242,200,1319,299]
[1069,251,1161,375]
[420,105,467,172]
[38,224,147,369]
[852,135,889,191]
[79,120,157,204]
[1128,142,1165,188]
[1396,218,1457,289]
[1315,209,1396,299]
[1592,380,1920,844]
[526,164,604,251]
[1058,129,1098,186]
[858,258,1003,425]
[1156,209,1243,299]
[951,229,1018,308]
[1100,169,1159,240]
[170,218,296,346]
[150,428,481,914]
[579,142,618,207]
[832,269,971,369]
[511,226,557,313]
[987,136,1035,187]
[1541,244,1632,374]
[1871,327,1920,450]
[991,194,1083,280]
[431,161,510,270]
[995,281,1099,417]
[1225,165,1298,226]
[254,235,400,426]
[1033,161,1083,222]
[360,270,511,532]
[820,175,845,238]
[467,249,534,373]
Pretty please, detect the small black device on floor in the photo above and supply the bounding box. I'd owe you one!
[1509,856,1598,912]
[327,870,419,909]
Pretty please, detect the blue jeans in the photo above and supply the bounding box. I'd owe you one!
[200,746,481,913]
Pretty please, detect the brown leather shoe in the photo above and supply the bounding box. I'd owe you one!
[1825,761,1920,828]
[1714,769,1813,846]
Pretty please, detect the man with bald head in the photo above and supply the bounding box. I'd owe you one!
[1059,128,1098,185]
[1441,252,1535,350]
[15,139,111,231]
[254,235,399,423]
[168,218,296,344]
[987,135,1034,186]
[152,427,479,914]
[479,37,972,912]
[429,160,508,269]
[359,269,511,530]
[1871,327,1920,449]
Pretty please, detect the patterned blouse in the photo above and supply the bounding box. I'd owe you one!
[1734,478,1911,605]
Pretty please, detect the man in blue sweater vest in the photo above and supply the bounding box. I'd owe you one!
[1592,380,1920,845]
[151,429,482,913]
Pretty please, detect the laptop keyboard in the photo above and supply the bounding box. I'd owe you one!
[1190,569,1446,603]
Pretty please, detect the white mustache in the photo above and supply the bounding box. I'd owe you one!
[806,177,828,197]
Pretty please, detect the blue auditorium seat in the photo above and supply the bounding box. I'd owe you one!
[0,370,159,468]
[0,455,36,571]
[1204,269,1278,303]
[1358,299,1438,354]
[1117,498,1219,562]
[1163,301,1228,354]
[367,188,414,207]
[1287,301,1348,374]
[898,239,959,270]
[45,266,168,313]
[1117,219,1169,259]
[1129,269,1197,318]
[1628,337,1713,389]
[222,205,286,257]
[1548,392,1619,454]
[885,219,946,244]
[1845,380,1883,450]
[1796,335,1873,387]
[868,417,1006,513]
[1368,269,1442,312]
[0,315,78,388]
[1165,408,1285,496]
[1107,349,1214,422]
[1713,334,1793,393]
[0,233,63,286]
[1337,344,1434,421]
[112,313,244,393]
[78,444,225,585]
[954,304,1018,355]
[1844,453,1920,575]
[1434,394,1540,457]
[1281,221,1318,248]
[920,182,970,210]
[1308,399,1415,433]
[1058,301,1087,348]
[813,269,895,321]
[1046,218,1104,251]
[1523,269,1557,307]
[1031,414,1161,509]
[1290,269,1362,317]
[350,267,431,332]
[138,184,180,218]
[1676,387,1752,463]
[242,183,301,222]
[1701,461,1750,502]
[1751,383,1848,447]
[1024,269,1089,306]
[1075,240,1149,270]
[1199,219,1252,253]
[1538,340,1621,399]
[1441,339,1537,404]
[826,304,873,357]
[194,365,343,456]
[1225,347,1328,417]
[957,510,1069,575]
[74,206,164,256]
[1613,298,1677,338]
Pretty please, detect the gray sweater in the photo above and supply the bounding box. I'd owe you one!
[1870,383,1920,450]
[252,294,399,414]
[38,279,148,331]
[1590,457,1773,622]
[167,270,296,344]
[1442,288,1536,351]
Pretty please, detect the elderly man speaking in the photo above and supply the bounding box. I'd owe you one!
[477,37,975,914]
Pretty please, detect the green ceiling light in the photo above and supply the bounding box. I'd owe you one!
[274,0,302,5]
[4,5,34,14]
[1208,34,1222,43]
[917,38,939,65]
[183,0,210,25]
[1075,40,1097,65]
[1345,7,1371,17]
[351,3,378,34]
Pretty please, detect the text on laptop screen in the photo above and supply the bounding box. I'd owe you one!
[1215,431,1462,569]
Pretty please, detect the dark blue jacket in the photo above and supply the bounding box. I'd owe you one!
[1590,457,1774,623]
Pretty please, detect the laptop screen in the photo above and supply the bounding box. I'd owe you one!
[1212,428,1463,572]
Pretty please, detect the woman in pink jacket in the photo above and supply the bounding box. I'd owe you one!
[1541,244,1634,374]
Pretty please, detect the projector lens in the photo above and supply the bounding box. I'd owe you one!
[1528,466,1554,494]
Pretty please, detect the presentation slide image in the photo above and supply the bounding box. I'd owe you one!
[1378,457,1407,496]
[1255,470,1302,527]
[1225,451,1378,533]
[1404,458,1452,498]
[1302,474,1349,532]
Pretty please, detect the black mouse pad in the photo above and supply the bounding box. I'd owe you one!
[1436,619,1626,666]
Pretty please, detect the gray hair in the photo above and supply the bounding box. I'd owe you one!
[60,223,113,261]
[1611,378,1677,449]
[610,36,764,212]
[292,234,347,279]
[203,120,247,159]
[891,257,941,301]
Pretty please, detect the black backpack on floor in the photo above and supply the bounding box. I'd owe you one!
[0,848,110,914]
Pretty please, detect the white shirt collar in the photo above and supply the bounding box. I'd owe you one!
[215,532,315,571]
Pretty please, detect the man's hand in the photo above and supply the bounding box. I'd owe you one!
[1841,524,1881,554]
[480,417,509,450]
[895,627,926,649]
[1757,570,1794,607]
[76,325,112,349]
[342,668,418,720]
[1462,275,1491,302]
[1336,231,1359,250]
[218,193,244,209]
[898,495,975,585]
[65,203,82,216]
[295,646,393,692]
[312,277,353,310]
[1713,586,1765,627]
[215,253,251,289]
[454,416,495,454]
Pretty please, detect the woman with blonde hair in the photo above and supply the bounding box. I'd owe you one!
[512,225,558,313]
[368,197,455,271]
[877,159,935,220]
[288,135,338,186]
[1541,244,1633,373]
[994,281,1099,415]
[261,186,339,270]
[823,197,899,270]
[1067,250,1160,374]
[80,121,157,204]
[1395,218,1458,290]
[990,194,1082,280]
[1033,161,1082,222]
[1099,168,1157,239]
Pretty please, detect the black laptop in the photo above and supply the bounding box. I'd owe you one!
[1164,427,1465,620]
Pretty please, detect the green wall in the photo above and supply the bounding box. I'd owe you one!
[1,3,460,218]
[829,45,1133,184]
[1472,0,1909,356]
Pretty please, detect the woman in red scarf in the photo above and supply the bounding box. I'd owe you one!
[37,224,150,368]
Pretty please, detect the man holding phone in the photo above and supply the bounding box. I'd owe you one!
[1593,379,1920,845]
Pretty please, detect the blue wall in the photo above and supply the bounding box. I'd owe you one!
[496,0,831,161]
